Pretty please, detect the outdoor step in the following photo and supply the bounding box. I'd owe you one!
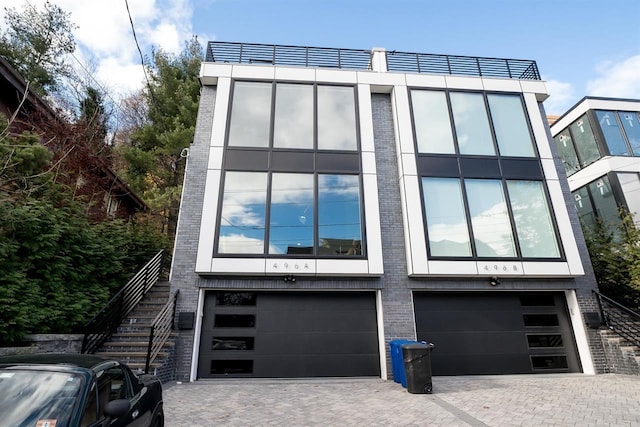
[95,351,169,358]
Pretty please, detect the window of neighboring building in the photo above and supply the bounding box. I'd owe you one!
[595,110,629,156]
[553,130,580,176]
[572,175,622,233]
[619,112,640,156]
[617,172,640,223]
[217,81,363,258]
[421,177,560,260]
[569,114,600,168]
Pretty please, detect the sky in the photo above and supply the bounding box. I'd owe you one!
[1,0,639,115]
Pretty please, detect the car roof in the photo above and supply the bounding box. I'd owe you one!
[0,353,119,373]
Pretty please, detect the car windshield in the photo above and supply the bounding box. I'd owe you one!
[0,368,83,427]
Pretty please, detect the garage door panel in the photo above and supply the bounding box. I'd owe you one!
[414,292,580,375]
[415,311,524,332]
[425,331,529,355]
[199,291,380,378]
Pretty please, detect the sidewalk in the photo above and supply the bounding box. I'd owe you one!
[163,374,640,426]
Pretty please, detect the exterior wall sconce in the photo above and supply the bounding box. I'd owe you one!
[489,276,500,286]
[284,274,296,283]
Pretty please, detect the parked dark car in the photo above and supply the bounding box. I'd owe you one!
[0,353,163,427]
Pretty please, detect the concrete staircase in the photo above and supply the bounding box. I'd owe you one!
[95,281,175,374]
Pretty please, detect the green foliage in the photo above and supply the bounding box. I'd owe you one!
[0,193,168,343]
[118,37,202,237]
[584,211,640,309]
[79,86,108,144]
[0,0,77,95]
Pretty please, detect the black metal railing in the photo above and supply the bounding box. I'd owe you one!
[82,251,164,354]
[205,41,542,81]
[386,51,541,80]
[206,41,372,70]
[594,290,640,348]
[144,290,179,373]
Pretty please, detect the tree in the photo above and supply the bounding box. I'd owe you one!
[118,37,202,238]
[584,211,640,309]
[0,1,77,96]
[79,86,109,146]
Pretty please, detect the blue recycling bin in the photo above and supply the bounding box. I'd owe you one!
[389,340,415,387]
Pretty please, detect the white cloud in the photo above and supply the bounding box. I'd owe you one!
[1,0,196,100]
[587,55,640,99]
[543,79,576,116]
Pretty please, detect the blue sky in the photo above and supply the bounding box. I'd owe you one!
[2,0,639,115]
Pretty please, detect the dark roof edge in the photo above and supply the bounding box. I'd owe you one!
[551,96,640,128]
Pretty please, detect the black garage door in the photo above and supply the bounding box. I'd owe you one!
[198,291,380,378]
[414,292,581,375]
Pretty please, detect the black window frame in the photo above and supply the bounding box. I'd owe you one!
[214,80,366,259]
[409,88,564,262]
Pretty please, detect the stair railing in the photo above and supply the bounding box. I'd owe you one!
[145,290,179,373]
[593,290,640,348]
[82,250,164,354]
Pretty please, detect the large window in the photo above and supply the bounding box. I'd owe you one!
[411,90,535,157]
[572,175,622,233]
[228,81,357,151]
[218,172,362,256]
[421,177,560,260]
[218,81,363,257]
[570,114,600,168]
[553,130,580,176]
[596,111,628,156]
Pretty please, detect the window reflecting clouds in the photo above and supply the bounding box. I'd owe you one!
[318,175,362,255]
[274,84,314,149]
[596,111,628,156]
[269,173,314,254]
[411,90,455,154]
[466,179,516,257]
[422,178,471,256]
[450,92,495,155]
[554,130,580,176]
[619,112,640,156]
[318,86,357,151]
[488,94,535,157]
[218,172,268,254]
[228,82,272,147]
[507,181,559,258]
[570,114,600,167]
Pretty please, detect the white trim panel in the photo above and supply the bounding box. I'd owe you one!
[231,65,275,80]
[358,84,376,153]
[428,260,478,275]
[210,77,231,147]
[404,73,446,88]
[274,66,316,81]
[195,170,221,273]
[316,259,370,275]
[402,175,429,275]
[568,156,640,190]
[445,76,484,90]
[392,86,416,156]
[190,288,206,382]
[547,179,584,276]
[376,290,387,380]
[523,93,553,160]
[211,258,266,274]
[265,259,316,275]
[363,173,384,275]
[316,69,357,84]
[565,290,595,375]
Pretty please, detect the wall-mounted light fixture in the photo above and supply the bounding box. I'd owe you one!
[489,276,500,287]
[283,274,296,283]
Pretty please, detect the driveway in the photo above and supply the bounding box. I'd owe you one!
[163,374,640,426]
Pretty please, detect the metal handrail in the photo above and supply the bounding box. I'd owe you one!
[145,290,179,373]
[82,250,164,354]
[593,290,640,348]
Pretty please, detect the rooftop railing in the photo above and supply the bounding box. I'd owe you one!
[206,41,542,81]
[385,51,541,80]
[206,41,372,70]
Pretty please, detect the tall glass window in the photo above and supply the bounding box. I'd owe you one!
[317,86,357,151]
[268,173,314,255]
[570,114,600,167]
[554,130,580,176]
[450,92,495,155]
[619,112,640,156]
[466,179,517,257]
[228,82,272,147]
[618,173,640,221]
[507,181,560,258]
[218,172,268,254]
[573,187,596,230]
[596,111,628,156]
[317,175,362,256]
[273,84,314,149]
[422,178,471,256]
[411,90,455,154]
[488,94,535,157]
[588,176,621,228]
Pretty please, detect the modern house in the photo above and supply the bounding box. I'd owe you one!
[169,42,602,381]
[0,56,146,220]
[550,97,640,231]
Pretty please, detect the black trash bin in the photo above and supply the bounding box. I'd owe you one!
[402,342,434,394]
